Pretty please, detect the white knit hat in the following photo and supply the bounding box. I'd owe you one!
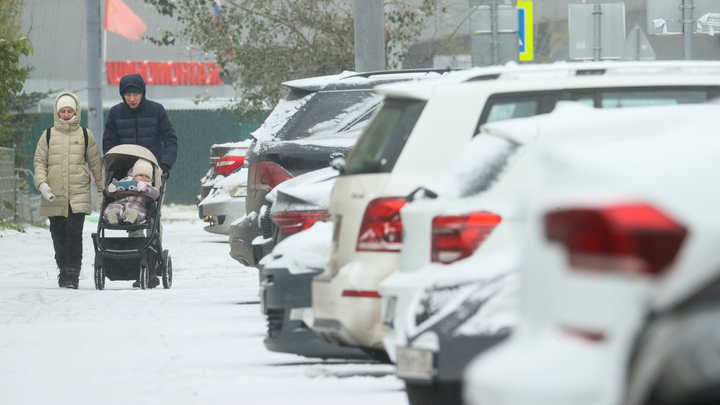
[132,158,153,179]
[56,95,76,112]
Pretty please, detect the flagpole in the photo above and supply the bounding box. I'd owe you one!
[103,28,107,65]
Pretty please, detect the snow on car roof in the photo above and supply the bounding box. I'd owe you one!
[375,60,720,101]
[210,139,253,149]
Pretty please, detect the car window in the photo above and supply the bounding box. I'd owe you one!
[600,90,708,108]
[568,87,717,108]
[476,86,720,135]
[485,100,540,123]
[343,98,427,175]
[477,92,560,132]
[275,90,382,141]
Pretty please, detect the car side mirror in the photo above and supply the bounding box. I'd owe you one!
[330,157,346,173]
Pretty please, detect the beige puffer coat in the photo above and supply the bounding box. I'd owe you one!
[33,92,103,217]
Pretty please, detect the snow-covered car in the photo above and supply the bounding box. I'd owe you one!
[198,140,251,234]
[229,69,452,267]
[310,60,720,360]
[463,102,720,405]
[257,167,370,359]
[386,102,716,405]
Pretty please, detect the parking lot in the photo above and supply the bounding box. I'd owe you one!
[0,206,405,405]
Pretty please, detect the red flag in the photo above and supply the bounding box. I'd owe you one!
[105,0,147,41]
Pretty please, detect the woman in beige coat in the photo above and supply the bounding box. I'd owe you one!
[33,93,103,289]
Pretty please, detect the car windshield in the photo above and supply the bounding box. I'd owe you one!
[275,90,383,141]
[423,134,520,199]
[343,98,427,175]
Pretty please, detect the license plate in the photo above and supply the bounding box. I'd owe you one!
[396,347,434,380]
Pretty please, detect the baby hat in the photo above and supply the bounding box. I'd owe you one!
[132,158,153,179]
[56,95,76,112]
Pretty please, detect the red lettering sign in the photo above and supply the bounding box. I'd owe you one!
[106,61,223,86]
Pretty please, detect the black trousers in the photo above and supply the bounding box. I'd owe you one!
[49,205,86,273]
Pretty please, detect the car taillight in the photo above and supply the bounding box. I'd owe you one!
[356,197,407,252]
[342,290,382,298]
[214,155,245,177]
[545,203,687,276]
[249,162,293,192]
[431,212,502,264]
[271,211,330,236]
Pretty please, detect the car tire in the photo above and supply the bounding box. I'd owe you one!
[644,307,720,405]
[405,381,461,405]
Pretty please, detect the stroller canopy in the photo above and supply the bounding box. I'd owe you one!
[102,145,163,188]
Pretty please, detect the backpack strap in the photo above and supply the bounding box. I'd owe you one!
[82,127,88,158]
[45,127,89,157]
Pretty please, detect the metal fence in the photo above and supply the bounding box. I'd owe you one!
[0,147,42,224]
[14,168,41,223]
[0,147,15,222]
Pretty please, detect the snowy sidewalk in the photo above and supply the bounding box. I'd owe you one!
[0,206,405,405]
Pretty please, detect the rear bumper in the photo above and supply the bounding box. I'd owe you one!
[261,265,369,359]
[199,197,246,235]
[228,213,262,267]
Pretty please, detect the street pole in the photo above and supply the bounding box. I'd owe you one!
[593,4,602,61]
[86,0,103,151]
[682,0,694,60]
[490,0,499,65]
[354,0,385,72]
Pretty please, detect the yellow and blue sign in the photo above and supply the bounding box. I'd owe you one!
[517,1,534,61]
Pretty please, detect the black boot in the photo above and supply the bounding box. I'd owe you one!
[65,270,80,289]
[58,269,68,288]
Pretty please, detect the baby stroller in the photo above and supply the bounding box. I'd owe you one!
[91,145,172,290]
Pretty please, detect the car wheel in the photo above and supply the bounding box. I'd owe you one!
[643,308,720,405]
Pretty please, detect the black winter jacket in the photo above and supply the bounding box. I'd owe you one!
[103,74,178,169]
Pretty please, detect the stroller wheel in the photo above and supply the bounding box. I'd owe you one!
[139,264,149,290]
[94,265,105,290]
[94,256,105,290]
[162,250,172,289]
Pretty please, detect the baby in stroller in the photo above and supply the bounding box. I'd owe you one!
[103,158,160,224]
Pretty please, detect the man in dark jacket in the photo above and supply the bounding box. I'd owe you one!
[103,74,178,175]
[103,73,178,288]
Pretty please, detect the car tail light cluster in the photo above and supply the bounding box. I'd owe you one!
[214,155,245,177]
[271,211,331,237]
[342,290,382,298]
[356,197,407,252]
[431,212,502,264]
[249,162,293,193]
[545,203,687,276]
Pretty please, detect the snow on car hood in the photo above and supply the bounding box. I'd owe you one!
[259,221,333,275]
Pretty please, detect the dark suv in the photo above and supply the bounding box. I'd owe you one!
[228,69,451,267]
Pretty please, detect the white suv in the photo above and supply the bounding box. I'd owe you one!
[464,102,720,405]
[309,61,720,358]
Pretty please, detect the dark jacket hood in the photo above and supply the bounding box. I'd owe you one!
[118,74,148,110]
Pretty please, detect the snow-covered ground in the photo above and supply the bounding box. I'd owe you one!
[0,205,405,405]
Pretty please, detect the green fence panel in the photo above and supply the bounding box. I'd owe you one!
[20,110,265,205]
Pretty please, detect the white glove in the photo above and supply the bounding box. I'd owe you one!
[39,183,55,202]
[136,181,147,192]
